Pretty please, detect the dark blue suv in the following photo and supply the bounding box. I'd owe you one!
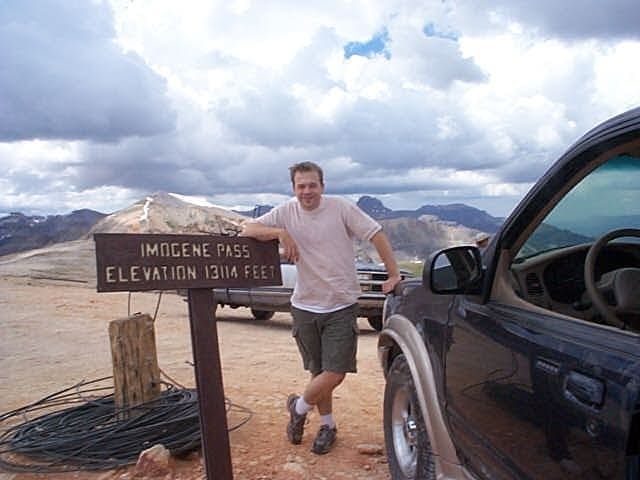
[379,107,640,479]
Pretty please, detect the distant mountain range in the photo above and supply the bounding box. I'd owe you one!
[238,195,503,232]
[0,193,502,260]
[236,196,504,261]
[356,196,503,233]
[0,210,106,256]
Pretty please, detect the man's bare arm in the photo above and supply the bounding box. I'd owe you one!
[241,221,299,263]
[370,230,401,294]
[241,221,281,241]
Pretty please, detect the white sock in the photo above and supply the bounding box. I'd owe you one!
[320,414,336,429]
[295,396,313,415]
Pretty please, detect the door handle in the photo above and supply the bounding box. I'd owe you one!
[564,371,605,408]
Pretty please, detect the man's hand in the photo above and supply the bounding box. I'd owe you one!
[242,222,299,263]
[278,230,299,263]
[381,273,402,294]
[370,231,402,294]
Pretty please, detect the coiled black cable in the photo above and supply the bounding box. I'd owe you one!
[0,377,252,473]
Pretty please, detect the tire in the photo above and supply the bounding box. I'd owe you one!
[384,354,435,480]
[367,316,383,332]
[250,309,275,321]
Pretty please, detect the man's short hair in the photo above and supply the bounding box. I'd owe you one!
[289,161,324,186]
[475,232,490,243]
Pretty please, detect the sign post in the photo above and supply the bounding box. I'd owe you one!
[94,233,281,480]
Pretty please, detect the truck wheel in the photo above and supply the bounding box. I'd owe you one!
[384,354,435,480]
[367,316,383,331]
[251,309,274,321]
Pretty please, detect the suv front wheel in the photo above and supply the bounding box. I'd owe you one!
[251,309,275,321]
[367,316,382,331]
[384,354,435,480]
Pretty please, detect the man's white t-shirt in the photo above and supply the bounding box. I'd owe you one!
[253,196,381,313]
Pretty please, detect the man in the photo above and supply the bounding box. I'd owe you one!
[242,161,401,454]
[475,232,490,250]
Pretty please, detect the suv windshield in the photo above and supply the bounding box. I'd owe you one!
[516,154,640,260]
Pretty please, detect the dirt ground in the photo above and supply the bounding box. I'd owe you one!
[0,275,392,480]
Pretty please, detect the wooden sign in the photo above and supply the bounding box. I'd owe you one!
[94,232,282,480]
[95,233,281,291]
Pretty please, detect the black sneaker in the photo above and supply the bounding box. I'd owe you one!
[286,394,306,444]
[311,425,337,454]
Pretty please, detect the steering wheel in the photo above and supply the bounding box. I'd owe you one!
[584,228,640,328]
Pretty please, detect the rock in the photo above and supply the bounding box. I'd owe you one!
[134,444,173,477]
[282,460,306,478]
[357,443,384,455]
[285,453,304,463]
[280,453,307,478]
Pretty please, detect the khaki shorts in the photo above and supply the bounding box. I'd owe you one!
[291,304,359,375]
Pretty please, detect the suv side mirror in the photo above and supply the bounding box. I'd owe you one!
[423,246,483,294]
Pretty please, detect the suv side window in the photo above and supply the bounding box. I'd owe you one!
[510,154,640,326]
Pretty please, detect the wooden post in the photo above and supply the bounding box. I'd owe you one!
[109,313,161,412]
[188,289,233,479]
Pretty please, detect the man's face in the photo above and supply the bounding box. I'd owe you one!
[293,170,324,211]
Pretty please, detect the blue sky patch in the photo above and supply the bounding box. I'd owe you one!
[423,22,458,41]
[344,29,391,59]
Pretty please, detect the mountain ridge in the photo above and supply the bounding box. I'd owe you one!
[1,193,499,262]
[236,195,503,233]
[89,191,245,236]
[0,209,106,256]
[356,195,503,233]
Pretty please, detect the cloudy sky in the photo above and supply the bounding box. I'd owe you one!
[1,0,639,218]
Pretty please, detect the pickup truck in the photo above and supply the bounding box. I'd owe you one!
[378,107,640,479]
[213,262,413,331]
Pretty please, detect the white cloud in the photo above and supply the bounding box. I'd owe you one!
[0,0,175,142]
[1,0,639,218]
[592,41,640,114]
